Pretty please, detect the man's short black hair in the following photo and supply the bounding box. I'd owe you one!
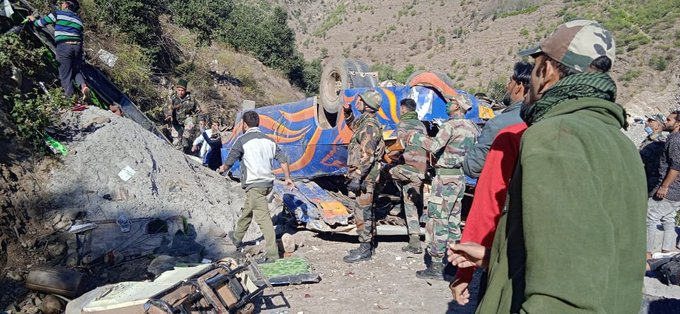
[551,55,613,78]
[242,111,259,128]
[512,61,533,95]
[64,0,80,12]
[400,98,417,111]
[671,110,680,122]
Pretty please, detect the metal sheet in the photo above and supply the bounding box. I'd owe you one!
[273,181,350,226]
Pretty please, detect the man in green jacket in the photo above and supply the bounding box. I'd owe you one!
[449,20,647,313]
[389,98,428,254]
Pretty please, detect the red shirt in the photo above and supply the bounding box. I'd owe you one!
[457,123,527,282]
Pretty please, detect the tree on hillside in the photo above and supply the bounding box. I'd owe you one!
[169,0,233,45]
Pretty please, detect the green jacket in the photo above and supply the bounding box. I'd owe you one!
[479,97,647,313]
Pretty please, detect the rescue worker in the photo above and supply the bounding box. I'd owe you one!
[410,93,478,279]
[343,89,386,263]
[165,79,199,153]
[29,0,89,100]
[389,98,427,254]
[218,111,295,262]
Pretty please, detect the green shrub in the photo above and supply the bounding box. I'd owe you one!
[7,88,72,151]
[649,55,668,71]
[620,69,642,81]
[313,3,347,37]
[169,0,234,45]
[486,75,507,102]
[0,33,50,87]
[495,5,539,19]
[519,28,529,38]
[370,63,416,83]
[93,0,168,66]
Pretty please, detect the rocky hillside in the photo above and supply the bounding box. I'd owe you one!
[275,0,680,115]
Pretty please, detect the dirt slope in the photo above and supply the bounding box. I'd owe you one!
[275,0,680,114]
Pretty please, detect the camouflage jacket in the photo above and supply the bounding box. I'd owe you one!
[347,113,385,182]
[344,108,358,131]
[410,115,478,170]
[397,111,428,174]
[165,92,198,123]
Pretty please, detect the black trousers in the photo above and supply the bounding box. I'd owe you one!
[56,42,85,97]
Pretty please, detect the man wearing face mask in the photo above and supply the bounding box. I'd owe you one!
[389,98,428,254]
[343,90,386,263]
[640,114,668,193]
[449,20,646,312]
[462,62,532,179]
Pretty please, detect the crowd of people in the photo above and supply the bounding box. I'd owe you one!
[215,19,673,312]
[32,3,674,309]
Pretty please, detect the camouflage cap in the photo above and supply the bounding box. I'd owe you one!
[519,20,615,73]
[646,113,666,125]
[359,89,383,111]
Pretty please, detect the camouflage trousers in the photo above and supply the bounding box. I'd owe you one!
[170,116,196,152]
[388,164,424,236]
[425,173,465,258]
[355,181,378,243]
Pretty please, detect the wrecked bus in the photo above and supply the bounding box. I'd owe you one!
[221,59,494,236]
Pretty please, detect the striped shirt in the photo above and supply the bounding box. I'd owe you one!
[34,10,83,43]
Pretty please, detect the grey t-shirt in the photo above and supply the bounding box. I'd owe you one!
[653,132,680,201]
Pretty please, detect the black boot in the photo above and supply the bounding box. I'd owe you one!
[343,243,373,263]
[415,261,445,280]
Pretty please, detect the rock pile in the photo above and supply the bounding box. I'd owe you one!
[42,107,251,258]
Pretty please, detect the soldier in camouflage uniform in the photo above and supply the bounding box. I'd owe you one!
[388,98,427,254]
[410,93,479,280]
[165,79,200,153]
[343,89,386,263]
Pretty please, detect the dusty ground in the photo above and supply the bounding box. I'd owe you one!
[263,233,452,314]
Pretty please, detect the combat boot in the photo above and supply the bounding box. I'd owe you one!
[343,243,373,263]
[415,261,444,280]
[401,235,423,254]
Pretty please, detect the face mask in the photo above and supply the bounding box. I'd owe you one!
[644,126,654,135]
